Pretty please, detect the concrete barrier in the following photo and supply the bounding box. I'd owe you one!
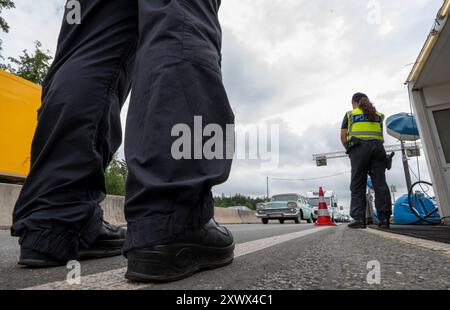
[100,195,126,226]
[237,209,260,224]
[214,207,243,224]
[0,183,128,228]
[0,183,21,229]
[0,183,260,228]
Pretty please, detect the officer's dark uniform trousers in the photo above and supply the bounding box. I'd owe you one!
[349,140,392,222]
[11,0,234,260]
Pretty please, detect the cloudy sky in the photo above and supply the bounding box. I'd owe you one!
[1,0,443,208]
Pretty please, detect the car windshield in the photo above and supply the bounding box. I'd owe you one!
[309,198,331,207]
[263,202,289,209]
[271,195,298,202]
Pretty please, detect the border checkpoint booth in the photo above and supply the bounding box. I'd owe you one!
[407,0,450,225]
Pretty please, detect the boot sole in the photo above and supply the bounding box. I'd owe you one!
[18,239,125,268]
[18,258,67,268]
[125,243,235,283]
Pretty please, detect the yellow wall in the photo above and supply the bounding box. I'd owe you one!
[0,70,41,180]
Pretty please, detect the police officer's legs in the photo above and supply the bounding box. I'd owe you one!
[369,142,392,226]
[349,142,370,227]
[124,0,234,282]
[12,0,138,261]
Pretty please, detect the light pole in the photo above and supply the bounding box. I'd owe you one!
[390,184,397,202]
[400,141,413,192]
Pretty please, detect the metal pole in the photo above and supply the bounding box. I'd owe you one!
[266,177,269,201]
[401,140,413,192]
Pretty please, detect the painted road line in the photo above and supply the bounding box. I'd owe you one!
[365,228,450,259]
[23,226,334,290]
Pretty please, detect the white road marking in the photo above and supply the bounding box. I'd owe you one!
[365,228,450,259]
[233,226,332,257]
[22,226,334,290]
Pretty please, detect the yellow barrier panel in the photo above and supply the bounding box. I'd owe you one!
[0,70,41,181]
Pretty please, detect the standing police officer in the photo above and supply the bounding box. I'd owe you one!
[341,93,392,229]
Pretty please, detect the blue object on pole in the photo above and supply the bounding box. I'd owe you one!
[386,113,420,141]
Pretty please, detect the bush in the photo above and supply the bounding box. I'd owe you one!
[105,157,127,196]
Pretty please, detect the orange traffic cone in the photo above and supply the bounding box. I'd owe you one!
[315,187,337,226]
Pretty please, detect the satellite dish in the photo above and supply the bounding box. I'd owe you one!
[386,113,420,141]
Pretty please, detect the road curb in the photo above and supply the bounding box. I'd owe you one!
[365,227,450,259]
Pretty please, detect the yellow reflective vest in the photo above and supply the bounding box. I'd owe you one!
[346,108,384,142]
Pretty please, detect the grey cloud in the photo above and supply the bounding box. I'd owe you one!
[222,28,281,123]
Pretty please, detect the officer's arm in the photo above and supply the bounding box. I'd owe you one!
[341,129,347,147]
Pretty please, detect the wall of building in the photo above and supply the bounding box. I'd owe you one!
[410,83,450,224]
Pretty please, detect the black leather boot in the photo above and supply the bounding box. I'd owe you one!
[18,221,126,268]
[348,220,367,229]
[78,221,126,259]
[125,219,235,283]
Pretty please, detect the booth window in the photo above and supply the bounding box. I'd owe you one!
[433,108,450,164]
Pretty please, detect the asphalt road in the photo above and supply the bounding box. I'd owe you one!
[1,223,450,290]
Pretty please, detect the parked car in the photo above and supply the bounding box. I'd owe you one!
[306,190,338,222]
[256,193,314,224]
[299,194,316,223]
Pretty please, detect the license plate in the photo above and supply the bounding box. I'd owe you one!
[268,214,282,218]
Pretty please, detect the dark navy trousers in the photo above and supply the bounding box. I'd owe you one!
[349,140,392,222]
[11,0,234,260]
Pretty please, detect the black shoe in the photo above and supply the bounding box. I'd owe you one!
[125,219,235,283]
[348,220,367,229]
[378,219,390,229]
[78,221,126,259]
[18,248,67,268]
[18,221,126,268]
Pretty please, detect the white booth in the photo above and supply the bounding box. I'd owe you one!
[407,0,450,225]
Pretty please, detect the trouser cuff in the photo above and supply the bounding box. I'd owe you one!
[123,204,214,255]
[17,208,104,260]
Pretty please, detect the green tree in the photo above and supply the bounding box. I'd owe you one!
[5,41,52,84]
[0,0,15,64]
[0,0,14,33]
[105,156,128,196]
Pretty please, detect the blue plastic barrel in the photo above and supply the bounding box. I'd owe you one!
[392,194,440,225]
